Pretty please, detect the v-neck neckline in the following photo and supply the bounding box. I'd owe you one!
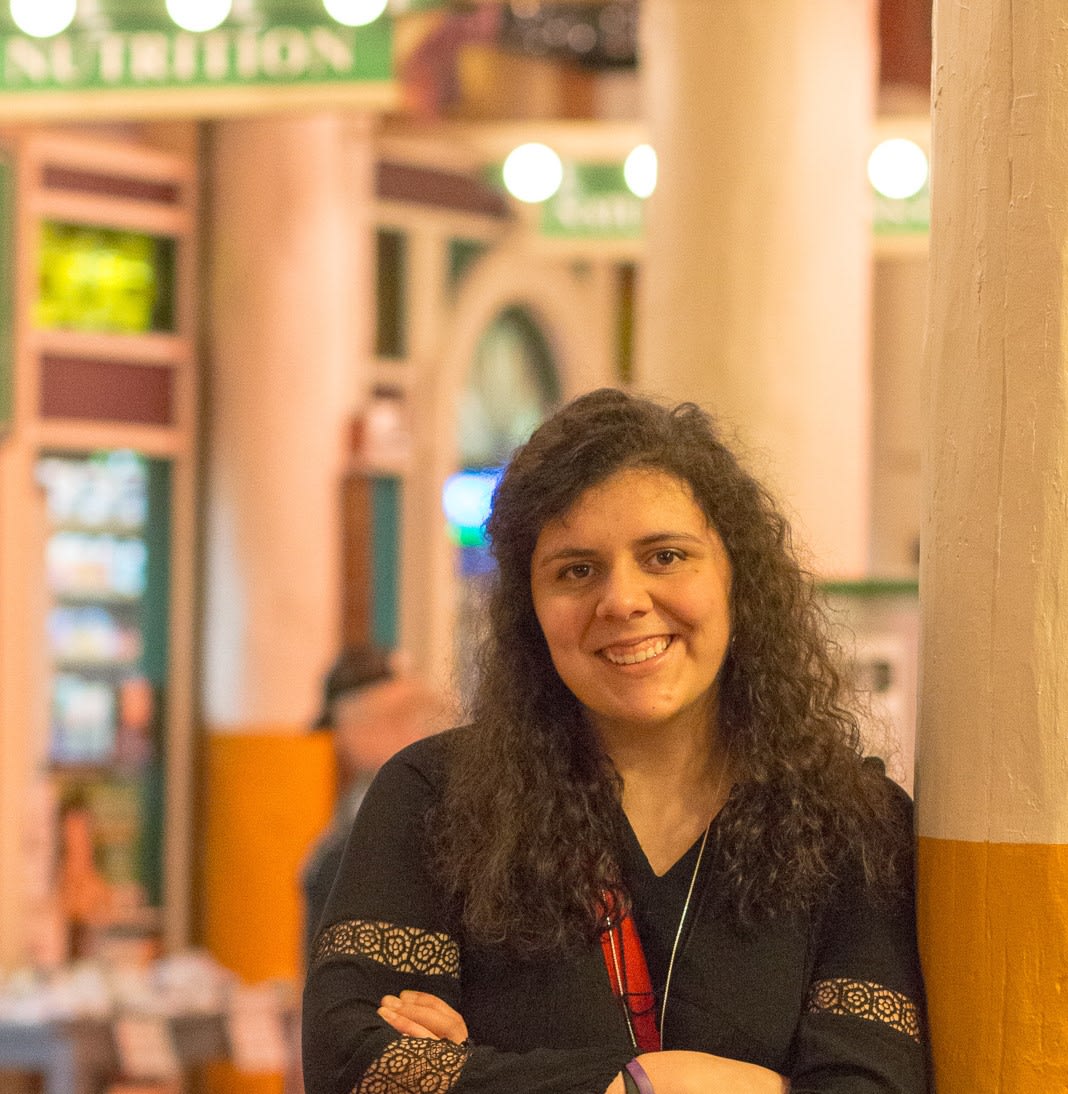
[617,802,728,1010]
[620,799,727,882]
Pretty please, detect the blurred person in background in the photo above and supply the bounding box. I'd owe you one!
[301,645,452,963]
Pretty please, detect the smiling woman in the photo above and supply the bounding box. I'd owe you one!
[303,389,929,1094]
[531,468,732,760]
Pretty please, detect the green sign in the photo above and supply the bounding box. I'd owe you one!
[873,183,930,236]
[0,151,12,434]
[0,6,392,96]
[541,162,644,241]
[390,0,450,10]
[0,0,404,33]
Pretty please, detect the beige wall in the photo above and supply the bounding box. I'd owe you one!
[637,0,878,578]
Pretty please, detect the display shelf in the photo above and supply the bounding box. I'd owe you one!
[46,520,146,536]
[31,192,192,240]
[50,660,142,675]
[50,595,143,612]
[33,330,191,366]
[32,420,190,460]
[0,127,199,967]
[46,761,146,777]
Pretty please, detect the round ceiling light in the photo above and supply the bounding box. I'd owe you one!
[502,143,564,204]
[624,144,657,199]
[165,0,233,33]
[867,138,929,200]
[9,0,76,37]
[323,0,389,26]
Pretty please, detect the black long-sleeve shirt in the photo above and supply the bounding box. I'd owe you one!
[303,730,928,1094]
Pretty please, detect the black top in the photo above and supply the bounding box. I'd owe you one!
[302,730,929,1094]
[302,775,374,965]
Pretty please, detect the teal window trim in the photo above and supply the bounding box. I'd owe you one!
[371,476,400,648]
[375,228,408,359]
[138,457,171,907]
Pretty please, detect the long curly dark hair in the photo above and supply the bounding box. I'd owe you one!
[433,388,907,953]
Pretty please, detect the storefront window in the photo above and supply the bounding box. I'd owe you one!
[35,449,171,959]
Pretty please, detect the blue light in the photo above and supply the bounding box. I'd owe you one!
[442,469,501,545]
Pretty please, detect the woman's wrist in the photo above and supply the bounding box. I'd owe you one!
[624,1058,656,1094]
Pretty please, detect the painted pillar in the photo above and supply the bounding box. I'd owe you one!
[202,114,363,731]
[918,3,1068,1090]
[636,0,876,577]
[197,117,373,1084]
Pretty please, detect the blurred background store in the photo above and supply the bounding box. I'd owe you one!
[0,1,932,1090]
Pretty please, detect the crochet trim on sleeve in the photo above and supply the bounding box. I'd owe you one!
[354,1036,470,1094]
[805,978,921,1042]
[312,919,460,978]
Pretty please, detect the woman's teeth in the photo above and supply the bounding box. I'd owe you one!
[602,636,671,665]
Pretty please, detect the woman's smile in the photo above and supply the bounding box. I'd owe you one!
[599,634,674,666]
[530,467,733,741]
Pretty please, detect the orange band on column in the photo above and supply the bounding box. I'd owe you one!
[918,837,1068,1093]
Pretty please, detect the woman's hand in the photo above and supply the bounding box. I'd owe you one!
[602,1052,790,1094]
[377,990,470,1043]
[376,997,790,1094]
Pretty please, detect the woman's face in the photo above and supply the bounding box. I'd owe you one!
[530,467,732,742]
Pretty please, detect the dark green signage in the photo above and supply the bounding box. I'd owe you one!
[391,0,450,10]
[0,23,391,94]
[0,3,393,96]
[0,0,402,33]
[541,163,644,241]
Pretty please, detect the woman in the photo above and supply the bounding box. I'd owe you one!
[303,389,928,1094]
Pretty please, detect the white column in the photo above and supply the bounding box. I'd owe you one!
[918,3,1068,1090]
[201,114,367,731]
[637,0,876,577]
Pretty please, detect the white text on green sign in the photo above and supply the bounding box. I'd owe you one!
[0,21,391,94]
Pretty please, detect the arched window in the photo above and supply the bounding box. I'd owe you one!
[457,306,560,468]
[450,307,560,692]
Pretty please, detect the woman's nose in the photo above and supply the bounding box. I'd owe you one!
[595,563,651,619]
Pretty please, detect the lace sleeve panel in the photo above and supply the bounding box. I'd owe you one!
[312,919,461,979]
[354,1036,471,1094]
[311,922,467,1093]
[804,977,922,1043]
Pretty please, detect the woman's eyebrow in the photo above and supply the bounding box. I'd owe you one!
[533,546,599,569]
[535,531,708,569]
[632,531,710,550]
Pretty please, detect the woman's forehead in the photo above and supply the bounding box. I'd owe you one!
[543,467,709,530]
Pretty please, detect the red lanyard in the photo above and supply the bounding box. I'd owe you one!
[599,903,662,1053]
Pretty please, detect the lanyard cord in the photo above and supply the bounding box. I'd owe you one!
[605,920,639,1051]
[658,816,712,1043]
[656,737,733,1045]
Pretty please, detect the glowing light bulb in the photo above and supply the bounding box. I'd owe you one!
[624,144,657,199]
[9,0,76,37]
[323,0,388,25]
[165,0,232,33]
[502,143,564,204]
[867,138,929,200]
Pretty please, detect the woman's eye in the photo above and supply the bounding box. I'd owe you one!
[651,549,684,567]
[561,562,593,580]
